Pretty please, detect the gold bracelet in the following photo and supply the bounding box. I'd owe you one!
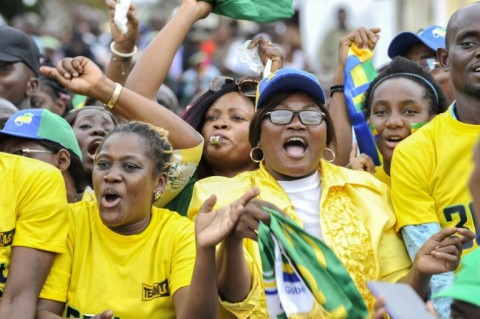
[104,83,123,109]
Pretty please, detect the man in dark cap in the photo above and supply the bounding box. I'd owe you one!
[0,25,40,109]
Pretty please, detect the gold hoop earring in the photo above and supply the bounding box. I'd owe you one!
[323,148,336,163]
[250,146,264,163]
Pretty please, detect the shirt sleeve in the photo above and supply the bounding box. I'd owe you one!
[391,138,439,231]
[218,246,263,319]
[155,141,203,208]
[39,208,76,302]
[402,224,453,319]
[14,163,68,254]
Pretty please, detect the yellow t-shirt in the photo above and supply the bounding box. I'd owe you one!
[391,106,480,254]
[374,164,391,187]
[40,201,196,318]
[188,160,412,314]
[0,153,68,297]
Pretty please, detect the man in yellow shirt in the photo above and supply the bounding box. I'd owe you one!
[0,152,68,318]
[391,2,480,317]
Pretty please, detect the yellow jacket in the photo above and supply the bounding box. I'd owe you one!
[188,160,411,316]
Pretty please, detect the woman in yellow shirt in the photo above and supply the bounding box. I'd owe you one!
[188,68,474,317]
[36,120,259,319]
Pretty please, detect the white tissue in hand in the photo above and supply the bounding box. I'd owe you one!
[114,0,130,34]
[237,40,264,74]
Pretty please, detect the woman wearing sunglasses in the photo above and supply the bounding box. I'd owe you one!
[188,68,474,317]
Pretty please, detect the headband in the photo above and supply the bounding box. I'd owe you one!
[369,72,439,107]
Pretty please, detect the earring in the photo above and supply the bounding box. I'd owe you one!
[154,190,162,201]
[250,146,264,163]
[323,148,336,163]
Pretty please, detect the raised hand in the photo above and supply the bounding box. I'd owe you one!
[414,227,475,275]
[248,37,285,73]
[105,0,139,53]
[40,56,107,99]
[181,0,214,21]
[195,187,260,249]
[338,27,381,67]
[346,143,376,173]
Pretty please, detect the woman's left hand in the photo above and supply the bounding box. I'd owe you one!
[414,227,475,274]
[248,37,285,73]
[195,188,260,249]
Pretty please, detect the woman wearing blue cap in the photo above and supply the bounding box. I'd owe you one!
[188,67,475,317]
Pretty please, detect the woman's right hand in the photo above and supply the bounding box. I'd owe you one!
[180,0,214,21]
[40,56,108,99]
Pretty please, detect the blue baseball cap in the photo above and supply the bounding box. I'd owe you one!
[388,25,446,59]
[255,68,326,110]
[0,108,82,160]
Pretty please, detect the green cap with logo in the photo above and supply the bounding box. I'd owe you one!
[433,249,480,306]
[0,108,82,160]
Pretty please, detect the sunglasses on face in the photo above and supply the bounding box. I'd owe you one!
[209,76,259,97]
[264,110,326,126]
[12,148,53,157]
[417,58,441,72]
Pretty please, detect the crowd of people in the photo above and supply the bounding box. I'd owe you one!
[1,0,479,318]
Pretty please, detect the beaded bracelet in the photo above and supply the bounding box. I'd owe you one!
[329,84,344,98]
[110,41,137,58]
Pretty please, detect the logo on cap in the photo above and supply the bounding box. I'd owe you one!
[14,113,33,126]
[431,27,446,39]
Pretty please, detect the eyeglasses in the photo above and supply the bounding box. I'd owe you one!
[12,148,53,157]
[264,110,326,126]
[209,76,259,97]
[417,58,441,72]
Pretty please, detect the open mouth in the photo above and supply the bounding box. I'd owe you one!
[384,136,404,148]
[284,137,307,156]
[101,188,121,208]
[87,140,102,160]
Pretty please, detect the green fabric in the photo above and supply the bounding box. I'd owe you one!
[200,0,294,22]
[164,174,197,216]
[258,207,368,319]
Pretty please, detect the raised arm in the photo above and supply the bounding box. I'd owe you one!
[125,0,213,101]
[329,27,380,166]
[41,56,202,148]
[173,188,261,318]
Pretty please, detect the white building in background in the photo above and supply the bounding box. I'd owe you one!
[298,0,473,72]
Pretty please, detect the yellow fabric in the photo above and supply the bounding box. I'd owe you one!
[40,201,196,318]
[80,143,202,206]
[391,107,480,255]
[188,160,412,315]
[0,153,68,297]
[155,142,203,207]
[374,165,391,188]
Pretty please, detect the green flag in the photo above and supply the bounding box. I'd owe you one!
[200,0,294,22]
[258,207,368,319]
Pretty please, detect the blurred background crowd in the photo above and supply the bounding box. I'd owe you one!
[0,0,476,114]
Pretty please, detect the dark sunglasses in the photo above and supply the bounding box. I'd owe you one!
[209,76,259,97]
[264,110,326,126]
[417,58,441,72]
